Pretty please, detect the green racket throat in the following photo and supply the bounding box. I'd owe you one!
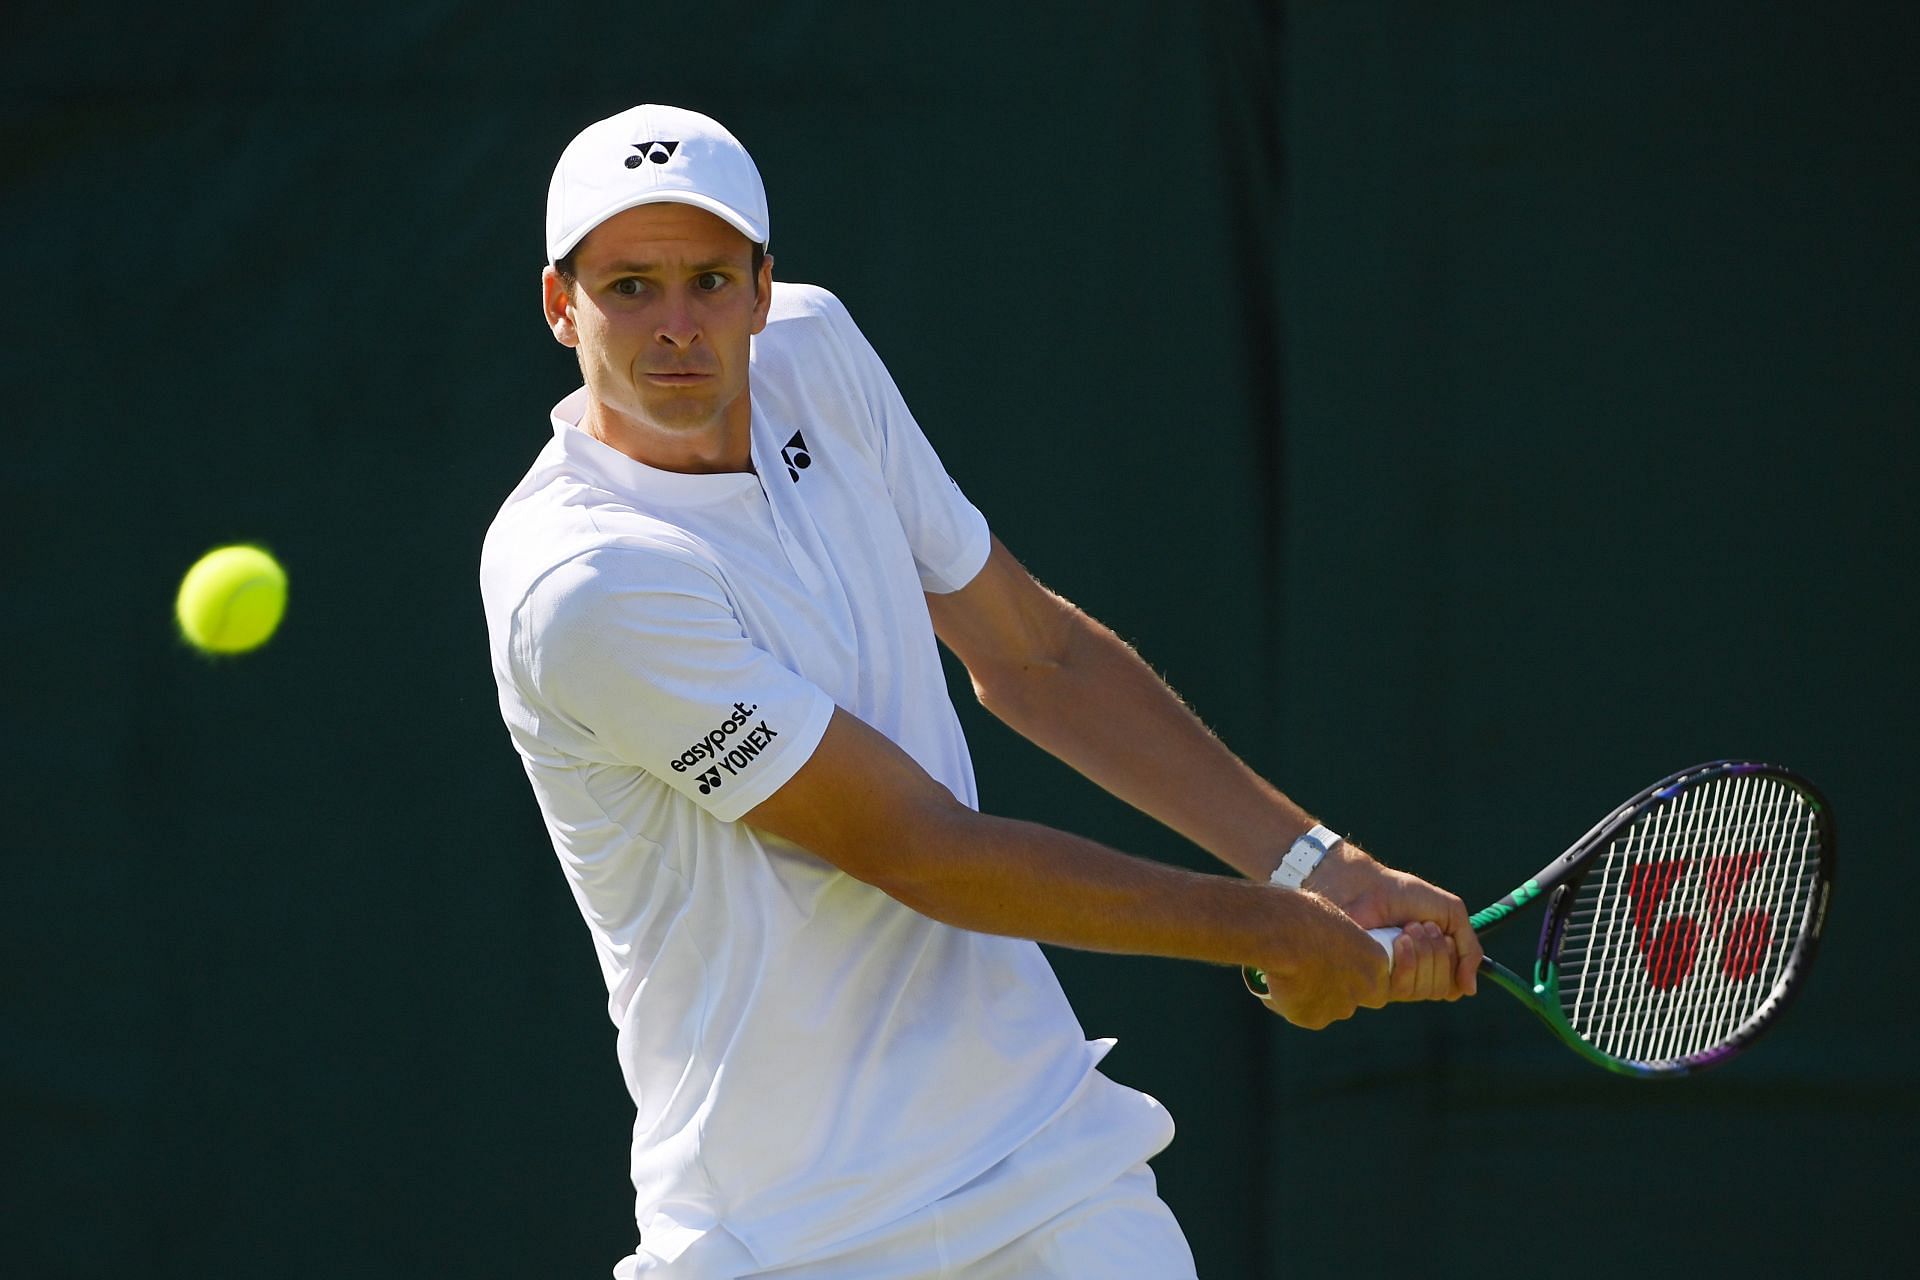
[1479,956,1647,1078]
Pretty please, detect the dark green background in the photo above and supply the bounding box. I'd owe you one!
[5,2,1914,1275]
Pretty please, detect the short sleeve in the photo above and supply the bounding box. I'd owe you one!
[512,545,836,822]
[820,295,991,594]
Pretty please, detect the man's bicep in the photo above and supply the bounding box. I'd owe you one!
[744,707,969,887]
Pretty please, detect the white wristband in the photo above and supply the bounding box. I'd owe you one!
[1268,824,1341,890]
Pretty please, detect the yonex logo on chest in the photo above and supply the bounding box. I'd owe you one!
[625,140,680,168]
[781,431,813,483]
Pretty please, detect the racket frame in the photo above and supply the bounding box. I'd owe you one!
[1469,759,1835,1078]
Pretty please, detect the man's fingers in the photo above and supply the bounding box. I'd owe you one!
[1450,914,1483,998]
[1386,922,1465,1002]
[1389,928,1428,1000]
[1416,922,1445,998]
[1388,932,1413,1000]
[1413,922,1445,999]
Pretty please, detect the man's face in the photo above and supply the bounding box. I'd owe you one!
[544,202,773,470]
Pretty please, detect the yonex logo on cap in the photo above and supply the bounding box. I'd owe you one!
[548,107,768,261]
[625,140,681,168]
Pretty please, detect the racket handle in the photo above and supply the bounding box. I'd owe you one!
[1368,926,1401,972]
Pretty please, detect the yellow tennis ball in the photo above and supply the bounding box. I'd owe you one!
[175,545,288,654]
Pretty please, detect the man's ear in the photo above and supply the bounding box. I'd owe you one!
[542,265,580,348]
[750,252,775,336]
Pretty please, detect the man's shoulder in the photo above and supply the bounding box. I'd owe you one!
[763,279,848,328]
[754,282,886,413]
[480,459,724,625]
[756,281,861,366]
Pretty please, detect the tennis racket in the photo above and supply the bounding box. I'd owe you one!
[1246,760,1835,1078]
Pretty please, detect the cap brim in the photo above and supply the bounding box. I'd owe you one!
[550,191,768,262]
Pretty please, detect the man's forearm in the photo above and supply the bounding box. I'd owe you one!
[743,699,1421,1021]
[745,705,1346,978]
[868,803,1401,1027]
[969,600,1312,879]
[872,803,1349,978]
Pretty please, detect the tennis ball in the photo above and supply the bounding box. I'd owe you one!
[175,545,288,655]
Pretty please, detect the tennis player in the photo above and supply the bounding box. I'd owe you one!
[481,104,1481,1279]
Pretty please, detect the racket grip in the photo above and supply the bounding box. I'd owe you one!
[1368,926,1402,972]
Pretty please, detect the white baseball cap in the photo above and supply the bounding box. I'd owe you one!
[545,104,769,263]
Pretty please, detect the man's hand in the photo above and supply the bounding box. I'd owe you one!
[1382,922,1466,1002]
[1251,891,1395,1029]
[1303,841,1482,999]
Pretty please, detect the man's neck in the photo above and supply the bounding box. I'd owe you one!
[582,399,754,475]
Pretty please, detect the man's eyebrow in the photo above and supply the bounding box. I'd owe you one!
[596,258,742,276]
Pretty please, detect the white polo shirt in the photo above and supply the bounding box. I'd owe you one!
[480,284,1172,1271]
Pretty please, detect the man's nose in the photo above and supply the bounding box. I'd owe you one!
[655,291,700,348]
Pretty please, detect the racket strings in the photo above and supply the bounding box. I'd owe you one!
[1554,773,1823,1067]
[1569,777,1819,1061]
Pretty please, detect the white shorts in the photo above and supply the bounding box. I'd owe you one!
[617,1162,1195,1280]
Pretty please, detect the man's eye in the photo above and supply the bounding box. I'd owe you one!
[695,272,727,291]
[612,278,643,296]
